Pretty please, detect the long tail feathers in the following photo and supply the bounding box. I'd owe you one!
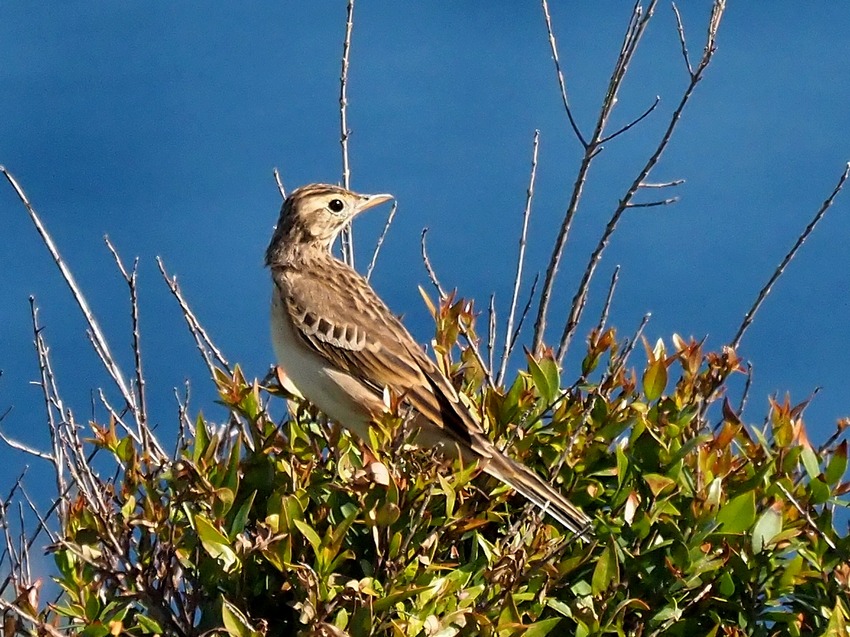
[482,448,593,538]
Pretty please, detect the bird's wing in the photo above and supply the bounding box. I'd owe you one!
[271,261,479,447]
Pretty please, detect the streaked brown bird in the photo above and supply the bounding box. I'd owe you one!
[265,183,591,535]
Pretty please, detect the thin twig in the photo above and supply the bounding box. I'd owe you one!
[0,598,67,637]
[731,162,850,349]
[611,313,652,378]
[339,0,356,266]
[640,179,685,188]
[488,294,497,377]
[156,258,231,376]
[533,0,659,355]
[540,0,585,146]
[599,95,661,145]
[273,167,287,200]
[671,3,693,76]
[505,273,540,372]
[1,166,136,411]
[500,131,539,385]
[366,202,398,282]
[420,228,445,296]
[597,265,621,333]
[0,429,51,461]
[104,237,151,448]
[776,482,836,550]
[419,230,495,389]
[737,362,753,417]
[625,197,678,208]
[556,2,724,364]
[29,299,67,523]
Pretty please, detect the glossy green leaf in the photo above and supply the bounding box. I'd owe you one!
[642,358,667,401]
[752,504,782,553]
[195,513,239,572]
[825,441,848,485]
[591,540,619,595]
[717,491,756,533]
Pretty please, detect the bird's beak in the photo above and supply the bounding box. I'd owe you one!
[354,193,393,216]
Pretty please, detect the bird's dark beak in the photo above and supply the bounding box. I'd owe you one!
[354,193,393,216]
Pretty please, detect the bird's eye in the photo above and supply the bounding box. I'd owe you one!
[328,199,345,213]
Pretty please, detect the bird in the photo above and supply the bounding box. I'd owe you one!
[265,183,591,536]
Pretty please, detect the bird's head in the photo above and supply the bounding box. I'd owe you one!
[266,183,393,265]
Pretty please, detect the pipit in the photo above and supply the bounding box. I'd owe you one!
[265,183,591,535]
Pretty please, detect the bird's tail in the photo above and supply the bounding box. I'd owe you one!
[480,444,592,537]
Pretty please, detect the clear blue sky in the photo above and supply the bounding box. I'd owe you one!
[1,3,848,494]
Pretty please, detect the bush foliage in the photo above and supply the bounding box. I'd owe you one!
[18,290,847,637]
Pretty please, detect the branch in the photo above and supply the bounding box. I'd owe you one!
[339,0,356,267]
[555,1,726,363]
[273,167,287,200]
[366,202,398,282]
[533,0,659,355]
[540,0,586,146]
[156,258,231,376]
[1,166,136,411]
[597,265,621,333]
[499,131,539,386]
[731,163,850,349]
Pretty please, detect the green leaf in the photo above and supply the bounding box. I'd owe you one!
[294,519,323,555]
[524,617,563,637]
[591,539,619,595]
[136,614,164,635]
[195,513,240,572]
[751,504,782,553]
[229,491,256,538]
[642,358,667,401]
[527,353,557,404]
[222,597,261,637]
[825,441,848,485]
[193,413,209,463]
[717,491,756,533]
[800,445,821,480]
[643,473,676,497]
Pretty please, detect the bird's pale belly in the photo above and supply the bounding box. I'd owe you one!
[270,289,380,440]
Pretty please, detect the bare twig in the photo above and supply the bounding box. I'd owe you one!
[419,230,495,389]
[499,131,539,385]
[540,0,585,146]
[1,166,136,411]
[776,482,836,550]
[339,0,356,266]
[488,294,497,377]
[504,273,540,373]
[0,598,67,637]
[737,362,754,417]
[611,313,652,378]
[599,95,661,144]
[0,429,51,461]
[533,0,660,355]
[671,3,693,76]
[273,167,287,200]
[624,197,678,208]
[597,265,621,333]
[366,202,398,282]
[640,179,685,188]
[104,237,151,449]
[29,299,67,523]
[555,1,725,364]
[156,257,231,376]
[731,162,850,349]
[420,228,445,297]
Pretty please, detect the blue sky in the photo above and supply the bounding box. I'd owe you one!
[1,3,849,495]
